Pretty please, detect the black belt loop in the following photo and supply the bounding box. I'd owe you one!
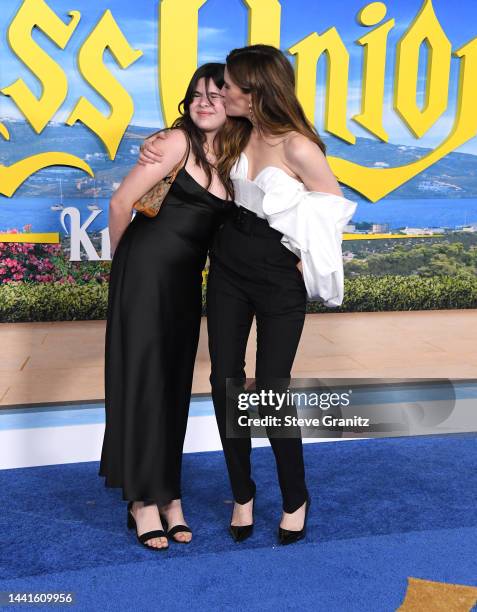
[232,206,255,235]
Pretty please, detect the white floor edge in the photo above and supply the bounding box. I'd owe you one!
[0,415,354,470]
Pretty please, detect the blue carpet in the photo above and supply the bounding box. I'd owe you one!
[0,435,476,611]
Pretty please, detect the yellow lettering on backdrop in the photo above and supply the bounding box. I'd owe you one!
[352,2,394,141]
[0,124,10,140]
[65,10,143,159]
[328,0,477,201]
[289,30,356,144]
[159,0,207,128]
[330,34,477,201]
[1,0,80,133]
[0,154,93,198]
[394,0,451,137]
[0,0,92,196]
[242,0,280,46]
[159,0,281,126]
[1,0,476,201]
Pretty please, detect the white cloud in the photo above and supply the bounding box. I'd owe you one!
[120,18,156,36]
[198,52,227,63]
[198,27,227,42]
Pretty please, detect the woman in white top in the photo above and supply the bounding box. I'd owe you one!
[209,44,356,545]
[139,46,357,545]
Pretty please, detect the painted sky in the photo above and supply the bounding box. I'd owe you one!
[0,0,476,154]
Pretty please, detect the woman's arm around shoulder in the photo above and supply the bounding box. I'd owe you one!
[138,127,174,165]
[283,132,343,197]
[108,128,188,256]
[111,128,188,211]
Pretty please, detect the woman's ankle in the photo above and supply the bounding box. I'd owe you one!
[160,498,182,512]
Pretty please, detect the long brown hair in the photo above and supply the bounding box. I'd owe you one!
[217,45,327,181]
[149,63,233,199]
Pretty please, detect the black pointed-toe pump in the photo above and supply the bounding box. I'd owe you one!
[229,490,256,543]
[278,493,311,545]
[229,520,254,542]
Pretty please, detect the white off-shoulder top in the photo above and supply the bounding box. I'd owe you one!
[230,152,358,307]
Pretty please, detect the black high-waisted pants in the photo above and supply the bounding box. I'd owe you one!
[206,205,308,513]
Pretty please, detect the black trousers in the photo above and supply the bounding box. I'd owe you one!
[206,206,308,513]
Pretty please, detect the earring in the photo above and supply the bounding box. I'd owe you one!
[248,102,255,124]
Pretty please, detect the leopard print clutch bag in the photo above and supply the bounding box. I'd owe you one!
[133,132,190,218]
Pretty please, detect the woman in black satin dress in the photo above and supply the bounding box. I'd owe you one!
[98,64,232,550]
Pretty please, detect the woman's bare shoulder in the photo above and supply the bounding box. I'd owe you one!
[284,131,324,163]
[282,131,342,194]
[150,127,189,153]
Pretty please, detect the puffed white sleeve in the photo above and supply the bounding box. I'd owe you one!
[261,180,357,307]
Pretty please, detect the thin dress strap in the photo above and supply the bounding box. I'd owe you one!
[166,130,191,183]
[180,130,191,169]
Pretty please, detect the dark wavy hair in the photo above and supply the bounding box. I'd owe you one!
[149,63,233,199]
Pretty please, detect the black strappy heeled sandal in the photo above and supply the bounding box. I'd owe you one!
[160,514,193,544]
[127,501,169,550]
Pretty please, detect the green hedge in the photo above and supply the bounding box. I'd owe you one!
[304,274,477,313]
[0,281,108,322]
[1,275,476,322]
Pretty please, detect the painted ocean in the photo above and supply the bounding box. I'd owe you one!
[0,198,112,235]
[1,196,477,235]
